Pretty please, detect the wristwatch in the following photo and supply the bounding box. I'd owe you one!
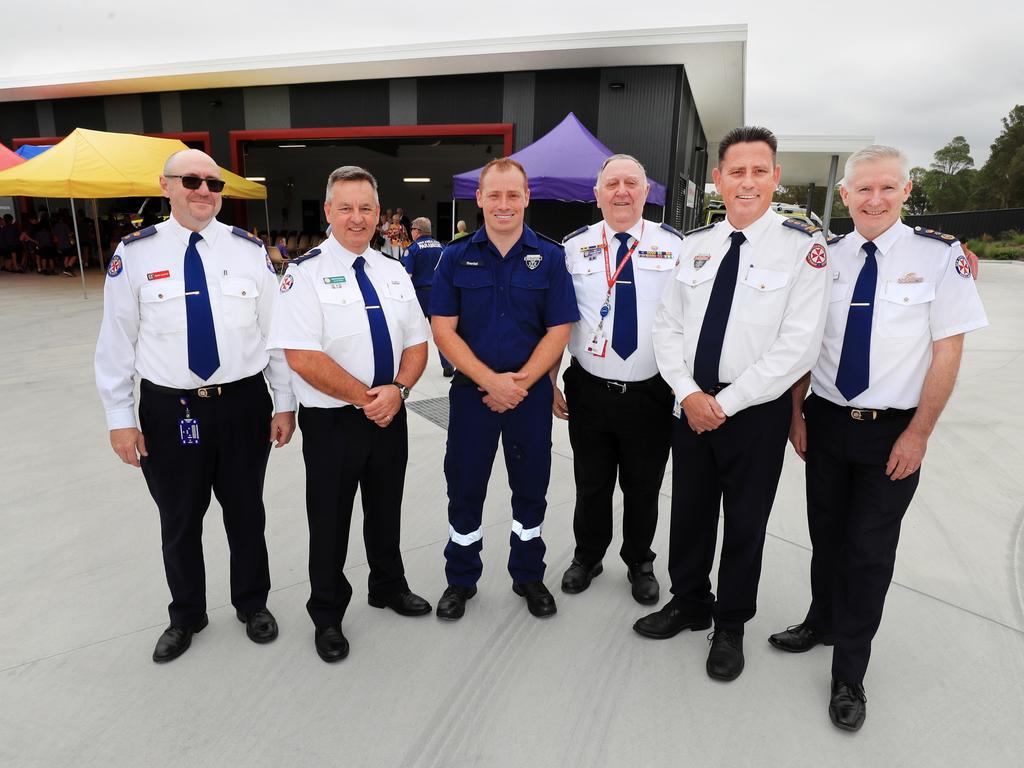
[393,381,411,400]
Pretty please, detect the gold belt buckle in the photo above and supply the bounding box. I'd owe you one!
[850,408,875,421]
[197,386,221,398]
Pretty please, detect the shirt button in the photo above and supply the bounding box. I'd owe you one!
[241,291,247,296]
[903,297,909,303]
[158,293,164,299]
[691,280,697,285]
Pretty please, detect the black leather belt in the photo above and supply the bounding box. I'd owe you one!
[569,358,667,394]
[809,393,915,422]
[141,373,262,399]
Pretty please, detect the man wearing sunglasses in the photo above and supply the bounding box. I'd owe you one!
[95,149,296,664]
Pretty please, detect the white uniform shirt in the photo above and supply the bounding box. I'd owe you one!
[652,209,829,417]
[811,222,988,410]
[266,235,430,408]
[564,219,682,381]
[95,216,295,431]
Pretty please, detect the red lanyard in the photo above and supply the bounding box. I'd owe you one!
[601,222,644,290]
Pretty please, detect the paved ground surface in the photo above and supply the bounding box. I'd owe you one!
[1,263,1022,768]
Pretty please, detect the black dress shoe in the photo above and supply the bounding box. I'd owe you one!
[768,622,834,653]
[706,629,744,681]
[830,680,867,731]
[152,615,209,663]
[236,607,279,644]
[436,585,477,621]
[627,562,660,604]
[561,560,602,594]
[512,581,557,618]
[633,603,711,639]
[314,624,350,663]
[368,590,432,616]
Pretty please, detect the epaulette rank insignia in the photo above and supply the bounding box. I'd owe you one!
[290,248,321,265]
[913,226,958,244]
[121,225,158,246]
[561,225,589,244]
[537,231,563,248]
[782,218,821,236]
[684,223,715,236]
[827,233,847,246]
[231,227,265,247]
[660,223,684,240]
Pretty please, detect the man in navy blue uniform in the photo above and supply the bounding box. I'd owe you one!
[430,157,579,620]
[404,216,453,376]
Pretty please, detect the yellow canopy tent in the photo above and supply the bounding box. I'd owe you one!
[0,128,267,297]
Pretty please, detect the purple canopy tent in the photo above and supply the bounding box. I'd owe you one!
[450,113,666,235]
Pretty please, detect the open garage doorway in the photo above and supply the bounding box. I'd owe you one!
[231,125,513,245]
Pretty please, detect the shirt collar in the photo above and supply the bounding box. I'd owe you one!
[602,218,644,246]
[848,220,908,258]
[472,224,538,253]
[715,207,776,248]
[324,232,375,268]
[165,214,221,247]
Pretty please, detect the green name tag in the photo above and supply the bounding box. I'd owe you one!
[323,275,347,285]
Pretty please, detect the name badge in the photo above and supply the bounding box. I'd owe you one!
[585,330,608,358]
[179,418,200,445]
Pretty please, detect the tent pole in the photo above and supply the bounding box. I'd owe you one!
[451,199,456,240]
[264,198,270,236]
[92,199,103,271]
[70,200,87,300]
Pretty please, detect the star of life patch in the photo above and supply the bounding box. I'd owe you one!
[107,255,123,277]
[280,274,294,292]
[805,243,827,269]
[954,254,972,278]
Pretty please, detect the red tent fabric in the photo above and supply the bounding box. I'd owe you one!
[0,143,26,172]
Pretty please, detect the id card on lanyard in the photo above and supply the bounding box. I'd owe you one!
[586,223,644,358]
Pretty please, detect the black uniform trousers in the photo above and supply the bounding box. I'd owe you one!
[298,403,411,629]
[139,374,272,627]
[562,359,673,568]
[667,391,790,634]
[802,393,920,684]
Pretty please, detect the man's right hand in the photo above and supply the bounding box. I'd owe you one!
[484,372,529,411]
[681,392,726,434]
[110,427,148,467]
[789,414,807,460]
[552,385,569,420]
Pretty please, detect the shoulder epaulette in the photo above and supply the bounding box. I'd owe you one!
[827,233,847,246]
[660,222,684,240]
[537,231,563,248]
[913,226,958,245]
[382,251,402,262]
[561,225,589,244]
[289,248,321,265]
[231,226,265,247]
[684,223,715,236]
[782,218,821,236]
[120,225,158,246]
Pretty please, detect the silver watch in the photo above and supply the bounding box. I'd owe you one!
[394,382,411,400]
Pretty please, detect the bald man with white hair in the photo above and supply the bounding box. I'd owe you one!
[96,148,296,664]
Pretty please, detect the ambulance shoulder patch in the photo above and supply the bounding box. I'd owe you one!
[805,242,827,269]
[120,225,158,246]
[782,218,821,236]
[231,226,266,247]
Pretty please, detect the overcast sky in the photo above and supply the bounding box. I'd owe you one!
[8,1,1019,171]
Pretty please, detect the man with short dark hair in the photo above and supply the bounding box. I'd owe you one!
[636,127,829,682]
[554,153,683,605]
[430,157,579,621]
[95,149,295,663]
[268,165,432,663]
[769,145,987,731]
[405,216,452,376]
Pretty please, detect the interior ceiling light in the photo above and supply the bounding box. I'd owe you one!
[245,176,266,182]
[278,144,306,149]
[403,177,431,183]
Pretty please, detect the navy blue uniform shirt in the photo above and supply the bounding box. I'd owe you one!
[404,235,444,288]
[430,225,579,373]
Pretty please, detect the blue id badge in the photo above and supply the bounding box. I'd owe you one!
[179,418,200,445]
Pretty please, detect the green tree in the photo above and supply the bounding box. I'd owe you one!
[973,105,1024,209]
[907,167,931,214]
[930,135,974,175]
[922,137,976,211]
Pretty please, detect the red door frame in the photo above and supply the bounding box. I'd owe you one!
[229,124,515,229]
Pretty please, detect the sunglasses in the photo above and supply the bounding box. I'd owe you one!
[165,175,226,193]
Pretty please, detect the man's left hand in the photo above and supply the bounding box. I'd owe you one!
[481,393,509,413]
[269,411,296,447]
[364,384,402,427]
[886,427,927,481]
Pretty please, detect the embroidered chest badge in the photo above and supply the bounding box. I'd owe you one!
[693,254,711,270]
[524,253,542,270]
[897,272,924,284]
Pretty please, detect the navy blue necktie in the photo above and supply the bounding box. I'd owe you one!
[693,230,745,391]
[353,256,395,387]
[611,232,637,359]
[835,241,878,401]
[184,231,220,380]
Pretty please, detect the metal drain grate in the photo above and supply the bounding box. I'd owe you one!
[407,396,450,430]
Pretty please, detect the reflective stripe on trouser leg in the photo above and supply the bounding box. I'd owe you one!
[443,385,501,586]
[504,375,553,583]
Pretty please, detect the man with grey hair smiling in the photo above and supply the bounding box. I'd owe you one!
[554,153,684,605]
[769,145,987,731]
[267,165,432,663]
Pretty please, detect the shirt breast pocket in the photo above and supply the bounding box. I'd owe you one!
[634,257,674,301]
[825,281,850,338]
[219,276,260,329]
[510,270,549,321]
[453,267,495,319]
[317,285,368,340]
[877,281,934,338]
[735,267,790,326]
[675,265,717,319]
[139,280,186,334]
